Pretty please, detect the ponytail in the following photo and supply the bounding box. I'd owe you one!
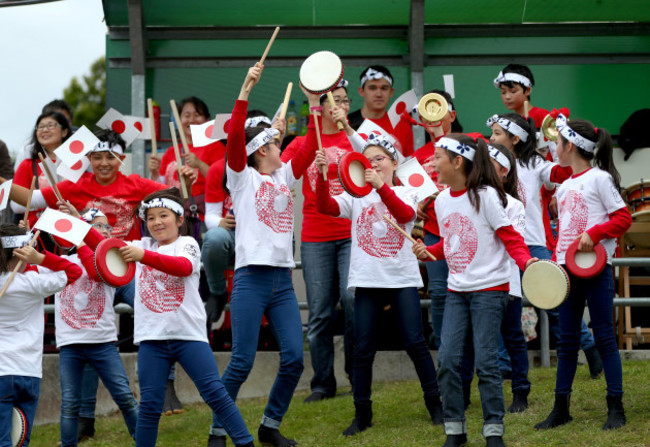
[491,143,520,201]
[498,113,540,169]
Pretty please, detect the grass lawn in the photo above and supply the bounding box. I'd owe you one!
[30,360,650,446]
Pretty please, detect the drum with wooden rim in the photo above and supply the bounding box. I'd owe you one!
[94,238,136,288]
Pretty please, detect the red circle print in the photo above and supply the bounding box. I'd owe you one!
[395,101,406,114]
[112,120,126,134]
[205,124,214,139]
[134,121,143,132]
[71,160,83,170]
[409,173,425,187]
[69,140,84,154]
[54,218,73,232]
[223,119,231,134]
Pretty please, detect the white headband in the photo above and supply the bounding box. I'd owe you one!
[362,133,398,160]
[1,233,32,249]
[493,71,533,89]
[320,78,349,100]
[488,145,511,172]
[486,115,529,143]
[82,208,106,223]
[245,116,272,129]
[360,68,393,87]
[138,197,184,220]
[245,128,279,156]
[436,137,476,161]
[91,140,124,155]
[556,113,597,153]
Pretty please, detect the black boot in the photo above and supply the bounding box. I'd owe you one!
[507,388,530,413]
[207,434,227,447]
[77,416,95,441]
[534,394,573,429]
[463,385,471,410]
[258,425,297,447]
[584,346,603,379]
[442,434,467,447]
[162,379,183,415]
[603,395,626,430]
[485,436,505,447]
[424,394,444,425]
[342,400,373,437]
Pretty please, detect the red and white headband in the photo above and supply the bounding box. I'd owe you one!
[493,71,532,89]
[486,115,529,143]
[245,128,280,156]
[436,137,476,161]
[488,145,511,172]
[556,113,596,153]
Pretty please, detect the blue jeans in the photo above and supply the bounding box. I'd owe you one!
[137,340,253,447]
[301,239,354,395]
[211,266,304,435]
[59,343,138,446]
[438,290,508,437]
[556,267,622,396]
[354,287,439,403]
[201,227,235,296]
[424,233,449,349]
[500,298,530,392]
[0,375,40,446]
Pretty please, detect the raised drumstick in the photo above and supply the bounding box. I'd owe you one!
[279,82,293,121]
[524,100,530,119]
[0,230,40,300]
[312,110,327,181]
[169,122,189,200]
[23,176,37,227]
[245,27,280,93]
[169,99,191,159]
[326,91,345,131]
[382,215,437,261]
[147,98,158,158]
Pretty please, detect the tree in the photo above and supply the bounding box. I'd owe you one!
[63,56,106,130]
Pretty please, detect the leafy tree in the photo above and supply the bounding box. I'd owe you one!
[63,57,106,129]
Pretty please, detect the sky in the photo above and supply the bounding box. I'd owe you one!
[0,0,106,160]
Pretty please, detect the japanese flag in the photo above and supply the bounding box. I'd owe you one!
[271,103,283,123]
[38,155,62,184]
[210,114,232,140]
[34,208,91,246]
[96,108,141,147]
[57,156,90,183]
[190,120,219,147]
[357,119,388,140]
[388,89,418,128]
[54,125,100,167]
[0,179,11,211]
[396,157,438,202]
[125,116,151,140]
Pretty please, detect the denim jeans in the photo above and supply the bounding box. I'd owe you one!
[59,343,138,446]
[438,290,508,437]
[556,267,622,396]
[137,340,253,447]
[201,227,235,296]
[0,375,40,446]
[500,298,530,392]
[354,287,439,404]
[211,266,304,435]
[424,233,449,349]
[301,239,354,396]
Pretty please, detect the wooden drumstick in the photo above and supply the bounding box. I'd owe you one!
[244,26,280,93]
[312,110,327,181]
[279,82,293,121]
[0,230,40,301]
[23,176,37,228]
[382,215,437,261]
[169,122,189,200]
[37,153,64,203]
[147,98,158,158]
[524,101,530,119]
[169,99,191,160]
[326,91,345,131]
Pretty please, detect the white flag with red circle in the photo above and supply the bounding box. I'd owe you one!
[96,108,142,147]
[357,119,388,141]
[124,116,151,140]
[190,120,219,147]
[388,89,418,128]
[0,179,11,211]
[396,157,437,202]
[53,125,100,167]
[34,208,91,246]
[210,114,232,140]
[56,156,90,183]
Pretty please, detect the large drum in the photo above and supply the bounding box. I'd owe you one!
[12,407,26,447]
[299,51,344,95]
[522,260,570,310]
[624,180,650,248]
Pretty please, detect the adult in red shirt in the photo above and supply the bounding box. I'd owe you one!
[280,80,355,403]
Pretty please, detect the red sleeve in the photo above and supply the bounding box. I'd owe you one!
[315,175,341,216]
[83,227,105,251]
[425,239,445,261]
[226,100,248,172]
[496,225,532,271]
[13,159,35,188]
[376,184,415,223]
[77,245,101,281]
[290,114,320,179]
[394,114,414,157]
[205,160,225,203]
[586,207,633,244]
[550,165,572,183]
[280,135,305,163]
[159,147,175,174]
[40,251,82,285]
[141,250,193,277]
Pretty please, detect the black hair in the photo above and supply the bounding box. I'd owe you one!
[42,99,74,122]
[499,64,535,101]
[177,96,210,120]
[359,65,394,87]
[135,187,190,235]
[320,85,349,105]
[559,119,621,191]
[93,128,127,149]
[29,111,72,159]
[427,89,463,133]
[0,224,27,273]
[495,113,540,169]
[442,134,507,212]
[491,143,520,201]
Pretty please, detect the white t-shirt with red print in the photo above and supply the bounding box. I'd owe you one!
[516,157,557,247]
[131,236,205,344]
[55,252,117,348]
[505,195,526,298]
[555,167,625,265]
[334,186,423,291]
[226,163,297,270]
[435,187,513,292]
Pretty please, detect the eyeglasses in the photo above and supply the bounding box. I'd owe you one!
[367,155,388,164]
[333,98,351,106]
[92,223,113,232]
[36,122,62,131]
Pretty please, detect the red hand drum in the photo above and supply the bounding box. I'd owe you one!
[338,152,373,198]
[94,238,136,288]
[565,239,607,279]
